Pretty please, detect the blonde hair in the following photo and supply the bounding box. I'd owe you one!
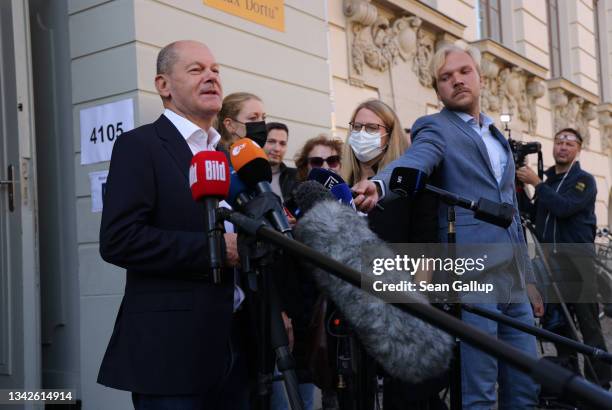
[430,44,482,92]
[216,92,262,148]
[342,99,409,185]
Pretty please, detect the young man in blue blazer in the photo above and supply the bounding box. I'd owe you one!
[353,44,544,409]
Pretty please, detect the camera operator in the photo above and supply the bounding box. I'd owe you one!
[517,127,611,389]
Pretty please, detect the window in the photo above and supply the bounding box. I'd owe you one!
[547,0,562,78]
[477,0,502,42]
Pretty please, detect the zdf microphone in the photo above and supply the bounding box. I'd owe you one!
[229,138,293,237]
[189,151,230,283]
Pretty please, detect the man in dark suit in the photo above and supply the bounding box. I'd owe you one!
[98,40,248,410]
[353,45,544,408]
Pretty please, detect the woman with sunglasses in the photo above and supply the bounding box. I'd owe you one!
[343,100,446,410]
[294,134,343,181]
[217,92,266,149]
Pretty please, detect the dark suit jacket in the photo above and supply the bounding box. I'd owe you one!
[97,115,236,394]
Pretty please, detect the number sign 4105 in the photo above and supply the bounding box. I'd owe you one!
[90,122,124,144]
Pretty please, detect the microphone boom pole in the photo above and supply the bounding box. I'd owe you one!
[462,304,612,364]
[217,208,612,410]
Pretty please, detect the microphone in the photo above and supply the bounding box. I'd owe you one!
[189,151,231,283]
[388,167,428,198]
[292,180,336,215]
[293,183,453,383]
[308,168,356,210]
[389,167,514,229]
[229,138,293,237]
[227,167,252,211]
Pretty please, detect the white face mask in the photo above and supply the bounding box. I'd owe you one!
[349,130,386,162]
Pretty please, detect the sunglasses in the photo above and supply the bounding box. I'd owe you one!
[308,155,341,168]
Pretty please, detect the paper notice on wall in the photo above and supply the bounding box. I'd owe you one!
[80,98,134,165]
[89,170,109,213]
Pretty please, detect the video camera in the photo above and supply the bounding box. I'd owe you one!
[509,139,541,169]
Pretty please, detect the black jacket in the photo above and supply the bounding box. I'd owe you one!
[98,115,239,394]
[368,191,439,243]
[533,161,597,244]
[278,162,299,201]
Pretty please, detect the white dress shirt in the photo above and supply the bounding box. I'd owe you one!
[163,108,245,311]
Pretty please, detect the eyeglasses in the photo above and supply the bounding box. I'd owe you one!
[308,155,341,168]
[349,122,389,135]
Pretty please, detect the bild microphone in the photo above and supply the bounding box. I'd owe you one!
[189,151,231,283]
[293,182,453,383]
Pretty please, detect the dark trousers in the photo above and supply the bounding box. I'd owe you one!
[132,319,249,410]
[555,302,611,387]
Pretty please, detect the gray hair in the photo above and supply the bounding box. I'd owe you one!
[156,42,180,75]
[430,44,482,91]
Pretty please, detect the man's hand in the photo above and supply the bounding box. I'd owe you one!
[352,180,379,213]
[527,283,544,317]
[516,166,541,187]
[223,233,239,267]
[281,311,294,351]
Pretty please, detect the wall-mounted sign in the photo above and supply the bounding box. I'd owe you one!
[89,170,109,213]
[80,98,134,165]
[203,0,284,32]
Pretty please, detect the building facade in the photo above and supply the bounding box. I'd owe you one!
[0,0,611,408]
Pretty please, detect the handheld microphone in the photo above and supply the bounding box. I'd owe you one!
[308,168,356,210]
[388,167,427,197]
[229,138,293,237]
[389,167,514,229]
[189,151,231,283]
[227,167,252,211]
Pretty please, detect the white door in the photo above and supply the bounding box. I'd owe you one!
[0,0,41,407]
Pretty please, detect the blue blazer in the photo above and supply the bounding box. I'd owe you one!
[377,108,534,285]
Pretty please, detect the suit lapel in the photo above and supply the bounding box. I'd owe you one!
[154,114,193,178]
[441,109,497,181]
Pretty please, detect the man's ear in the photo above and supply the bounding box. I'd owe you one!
[155,74,170,98]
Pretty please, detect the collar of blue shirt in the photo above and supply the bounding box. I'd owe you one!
[452,110,494,129]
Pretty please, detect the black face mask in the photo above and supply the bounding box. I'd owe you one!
[245,121,268,147]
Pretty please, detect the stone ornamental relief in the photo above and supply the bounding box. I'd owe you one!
[480,56,545,135]
[343,1,545,134]
[550,89,597,148]
[343,0,433,88]
[599,110,612,153]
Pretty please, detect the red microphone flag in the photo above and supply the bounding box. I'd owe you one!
[189,151,230,201]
